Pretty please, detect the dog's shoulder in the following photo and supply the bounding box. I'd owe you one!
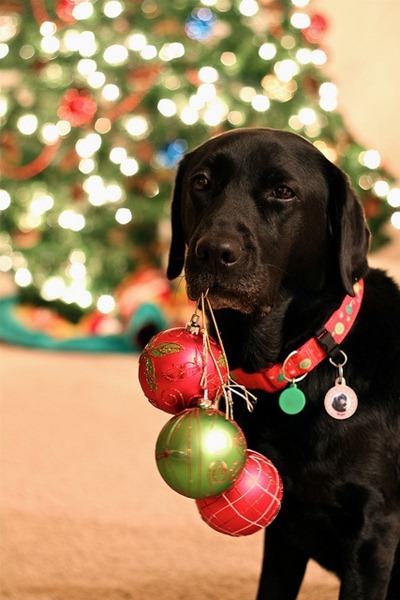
[364,267,400,304]
[359,268,400,337]
[348,267,400,401]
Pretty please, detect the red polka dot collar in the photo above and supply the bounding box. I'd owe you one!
[231,280,364,393]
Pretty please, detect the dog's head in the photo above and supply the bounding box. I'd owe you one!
[167,128,369,315]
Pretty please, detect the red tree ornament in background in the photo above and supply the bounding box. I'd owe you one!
[138,325,228,414]
[58,89,97,127]
[302,13,328,44]
[196,449,283,536]
[56,0,78,23]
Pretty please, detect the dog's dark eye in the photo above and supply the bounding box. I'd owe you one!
[274,185,295,200]
[191,176,210,191]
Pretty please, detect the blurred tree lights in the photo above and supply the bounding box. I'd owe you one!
[0,0,398,318]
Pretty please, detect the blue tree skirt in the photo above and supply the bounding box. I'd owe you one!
[0,296,168,353]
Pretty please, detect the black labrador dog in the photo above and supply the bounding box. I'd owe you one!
[166,128,400,600]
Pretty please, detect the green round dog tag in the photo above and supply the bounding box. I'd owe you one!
[279,384,306,415]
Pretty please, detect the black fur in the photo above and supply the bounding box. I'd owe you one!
[167,128,400,600]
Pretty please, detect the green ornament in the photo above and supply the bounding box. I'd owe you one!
[155,407,247,499]
[279,384,306,415]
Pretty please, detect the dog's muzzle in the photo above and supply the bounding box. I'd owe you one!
[184,234,272,314]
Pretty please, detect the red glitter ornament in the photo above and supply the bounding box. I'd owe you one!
[138,326,228,414]
[196,450,283,536]
[57,89,97,127]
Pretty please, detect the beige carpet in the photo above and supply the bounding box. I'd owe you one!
[1,346,341,600]
[1,237,399,600]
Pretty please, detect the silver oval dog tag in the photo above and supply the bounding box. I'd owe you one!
[324,378,358,420]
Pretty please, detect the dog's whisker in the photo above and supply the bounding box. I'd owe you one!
[171,275,186,300]
[265,263,292,276]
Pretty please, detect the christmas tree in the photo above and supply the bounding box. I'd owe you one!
[0,0,398,320]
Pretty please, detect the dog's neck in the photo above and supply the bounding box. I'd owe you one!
[210,281,351,373]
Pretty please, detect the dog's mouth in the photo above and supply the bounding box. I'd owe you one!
[206,290,254,313]
[187,282,272,315]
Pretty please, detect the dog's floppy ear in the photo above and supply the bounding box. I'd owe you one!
[328,164,370,295]
[166,155,189,280]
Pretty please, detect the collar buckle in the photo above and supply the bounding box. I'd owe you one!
[315,327,342,363]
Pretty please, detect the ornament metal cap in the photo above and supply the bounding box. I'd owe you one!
[186,313,201,334]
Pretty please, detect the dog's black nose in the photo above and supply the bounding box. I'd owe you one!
[195,235,242,267]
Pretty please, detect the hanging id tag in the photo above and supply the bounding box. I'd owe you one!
[279,382,306,415]
[324,377,358,420]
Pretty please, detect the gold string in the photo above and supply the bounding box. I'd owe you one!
[196,292,257,420]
